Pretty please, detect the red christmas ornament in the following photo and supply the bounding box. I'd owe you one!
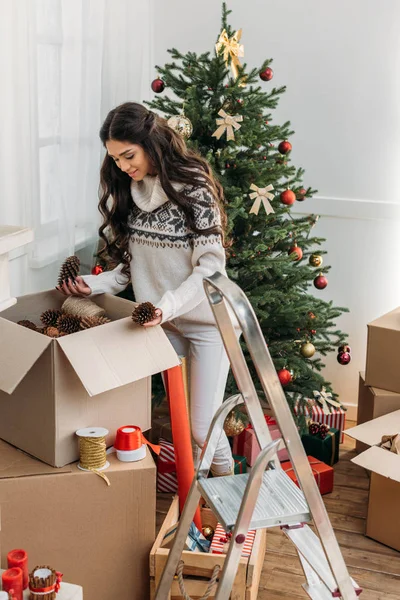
[337,351,351,365]
[259,67,274,81]
[314,274,328,290]
[310,329,317,335]
[151,78,165,93]
[278,140,292,155]
[91,264,104,275]
[277,368,292,386]
[297,188,307,201]
[280,190,296,206]
[289,244,303,261]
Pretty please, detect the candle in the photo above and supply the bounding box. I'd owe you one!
[1,567,23,600]
[7,549,28,589]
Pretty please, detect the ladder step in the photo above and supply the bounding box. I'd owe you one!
[198,469,310,531]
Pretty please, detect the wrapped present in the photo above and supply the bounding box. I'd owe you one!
[161,521,210,552]
[281,455,334,495]
[233,416,288,466]
[301,427,339,466]
[233,454,246,474]
[210,523,256,557]
[294,392,346,442]
[157,438,178,493]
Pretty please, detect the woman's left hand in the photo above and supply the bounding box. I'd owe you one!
[143,308,163,327]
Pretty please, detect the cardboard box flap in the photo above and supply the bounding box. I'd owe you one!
[57,319,180,396]
[0,289,63,323]
[352,445,400,483]
[0,440,71,479]
[345,409,400,447]
[369,306,400,331]
[0,318,52,394]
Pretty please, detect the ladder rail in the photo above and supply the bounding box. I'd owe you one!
[203,272,358,600]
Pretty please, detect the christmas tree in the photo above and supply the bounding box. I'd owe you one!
[146,4,350,422]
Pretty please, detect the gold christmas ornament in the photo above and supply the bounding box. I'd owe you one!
[202,526,215,540]
[212,109,243,141]
[215,28,244,80]
[309,254,323,268]
[249,183,275,215]
[223,410,245,437]
[301,342,316,358]
[167,114,193,139]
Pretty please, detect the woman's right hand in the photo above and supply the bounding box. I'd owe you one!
[56,276,92,297]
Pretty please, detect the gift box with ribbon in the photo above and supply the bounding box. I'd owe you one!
[281,455,334,495]
[157,438,178,493]
[232,416,288,466]
[233,454,246,474]
[210,523,256,557]
[294,389,346,442]
[301,427,340,466]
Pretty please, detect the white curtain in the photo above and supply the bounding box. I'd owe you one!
[0,0,153,296]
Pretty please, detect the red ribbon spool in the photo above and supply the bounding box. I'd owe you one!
[114,425,160,454]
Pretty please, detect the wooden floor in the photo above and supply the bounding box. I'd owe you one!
[156,422,400,599]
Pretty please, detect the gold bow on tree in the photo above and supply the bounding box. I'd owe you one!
[212,109,243,141]
[313,388,343,415]
[249,183,275,215]
[215,28,244,79]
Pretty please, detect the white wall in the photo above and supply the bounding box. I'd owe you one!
[154,0,400,415]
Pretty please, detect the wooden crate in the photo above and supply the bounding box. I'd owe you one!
[150,496,266,600]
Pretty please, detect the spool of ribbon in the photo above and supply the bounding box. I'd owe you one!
[215,28,244,80]
[75,427,110,486]
[212,109,243,141]
[29,567,63,598]
[113,425,160,462]
[249,183,275,215]
[313,388,343,415]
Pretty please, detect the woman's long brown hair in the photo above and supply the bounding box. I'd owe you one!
[98,102,228,280]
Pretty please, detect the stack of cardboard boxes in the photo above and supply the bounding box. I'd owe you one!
[0,290,179,599]
[346,307,400,551]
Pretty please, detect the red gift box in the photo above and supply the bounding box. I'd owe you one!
[281,455,334,495]
[210,523,256,557]
[232,416,289,466]
[157,438,178,493]
[294,399,346,442]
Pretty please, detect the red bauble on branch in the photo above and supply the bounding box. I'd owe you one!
[91,265,104,275]
[277,368,292,386]
[337,351,351,365]
[314,274,328,290]
[297,188,307,201]
[278,140,292,154]
[288,244,303,261]
[151,78,165,93]
[280,190,296,206]
[259,67,274,81]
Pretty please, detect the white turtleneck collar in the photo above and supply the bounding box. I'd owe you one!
[131,175,185,213]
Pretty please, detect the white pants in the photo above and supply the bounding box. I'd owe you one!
[164,318,235,475]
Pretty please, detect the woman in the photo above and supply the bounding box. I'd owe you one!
[57,102,236,476]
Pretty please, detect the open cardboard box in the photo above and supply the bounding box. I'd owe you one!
[346,409,400,551]
[0,439,155,600]
[0,290,179,467]
[365,306,400,393]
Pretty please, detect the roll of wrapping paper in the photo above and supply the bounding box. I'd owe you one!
[164,363,201,530]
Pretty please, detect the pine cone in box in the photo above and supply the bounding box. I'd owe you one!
[40,309,62,328]
[132,302,157,326]
[43,326,61,338]
[58,255,80,286]
[57,313,81,335]
[80,316,111,330]
[319,424,330,440]
[17,320,38,332]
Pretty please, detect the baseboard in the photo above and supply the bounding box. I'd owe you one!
[342,402,357,422]
[291,195,400,221]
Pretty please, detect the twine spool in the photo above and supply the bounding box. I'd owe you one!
[29,566,63,600]
[61,296,105,319]
[76,427,110,486]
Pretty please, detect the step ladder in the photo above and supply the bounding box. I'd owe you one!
[155,272,362,600]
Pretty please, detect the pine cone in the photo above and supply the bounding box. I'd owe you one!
[58,255,80,286]
[40,309,62,327]
[44,326,60,338]
[319,424,330,440]
[132,302,157,326]
[57,313,81,335]
[17,320,38,332]
[309,422,320,436]
[80,316,111,330]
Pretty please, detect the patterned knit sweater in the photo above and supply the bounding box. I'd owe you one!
[82,174,227,325]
